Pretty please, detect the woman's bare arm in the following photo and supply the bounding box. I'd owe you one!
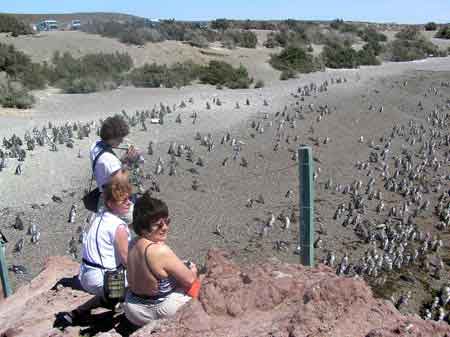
[114,225,129,267]
[159,246,196,289]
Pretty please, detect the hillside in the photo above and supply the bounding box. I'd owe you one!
[0,30,281,83]
[6,12,145,26]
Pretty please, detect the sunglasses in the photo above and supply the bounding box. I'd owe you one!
[151,217,171,229]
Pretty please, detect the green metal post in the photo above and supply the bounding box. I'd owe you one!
[298,146,314,267]
[0,240,12,297]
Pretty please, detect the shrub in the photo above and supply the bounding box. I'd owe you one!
[357,47,381,66]
[199,61,253,88]
[385,28,440,61]
[425,22,437,31]
[358,27,387,43]
[129,61,201,88]
[211,19,231,31]
[0,80,34,109]
[120,30,146,45]
[60,77,99,93]
[0,43,47,90]
[82,19,218,45]
[238,30,258,48]
[0,14,33,36]
[186,31,209,48]
[48,51,133,93]
[222,36,236,49]
[322,42,359,68]
[436,26,450,39]
[270,46,323,73]
[386,39,439,61]
[222,29,257,48]
[364,40,384,56]
[254,79,265,88]
[264,29,309,48]
[130,60,252,90]
[395,27,422,40]
[322,40,382,68]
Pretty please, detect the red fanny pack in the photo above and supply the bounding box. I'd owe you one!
[187,278,201,299]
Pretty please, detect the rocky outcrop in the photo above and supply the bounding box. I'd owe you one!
[0,256,91,337]
[1,250,450,337]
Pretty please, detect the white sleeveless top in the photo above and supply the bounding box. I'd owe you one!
[82,210,130,269]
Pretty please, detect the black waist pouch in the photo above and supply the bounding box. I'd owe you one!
[82,187,101,212]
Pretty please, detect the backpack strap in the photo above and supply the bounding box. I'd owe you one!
[92,143,115,171]
[87,142,116,192]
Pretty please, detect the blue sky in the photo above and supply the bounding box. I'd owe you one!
[1,0,449,24]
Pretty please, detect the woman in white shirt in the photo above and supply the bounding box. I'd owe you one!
[55,177,132,328]
[89,115,138,224]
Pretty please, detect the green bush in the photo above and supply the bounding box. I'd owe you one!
[48,51,133,93]
[436,26,450,39]
[60,77,99,94]
[322,43,359,68]
[83,19,219,45]
[186,31,209,48]
[0,14,33,36]
[119,30,146,45]
[270,46,323,73]
[385,28,441,61]
[223,29,257,48]
[386,39,440,61]
[322,41,381,68]
[395,27,422,40]
[0,43,47,90]
[357,46,381,66]
[131,60,252,89]
[264,29,309,48]
[358,27,387,43]
[199,61,253,88]
[425,22,437,31]
[0,80,34,109]
[0,42,47,108]
[129,61,201,88]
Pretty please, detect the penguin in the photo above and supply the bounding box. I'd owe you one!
[14,215,24,230]
[284,216,290,230]
[267,213,275,228]
[68,205,76,223]
[14,238,24,253]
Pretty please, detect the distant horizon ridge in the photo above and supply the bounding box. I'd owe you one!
[2,11,449,25]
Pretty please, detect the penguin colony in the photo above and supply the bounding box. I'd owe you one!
[0,75,449,322]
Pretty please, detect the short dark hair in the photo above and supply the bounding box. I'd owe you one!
[133,191,169,236]
[100,115,129,142]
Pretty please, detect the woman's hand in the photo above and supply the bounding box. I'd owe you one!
[189,262,198,277]
[126,145,138,159]
[121,145,139,163]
